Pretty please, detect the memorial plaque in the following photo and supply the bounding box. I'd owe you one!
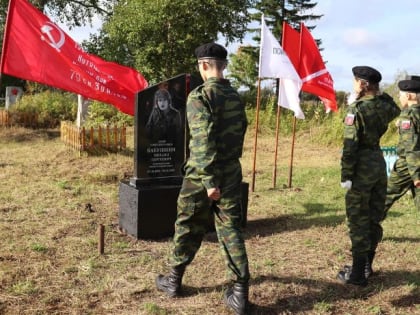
[130,74,197,186]
[119,74,200,239]
[118,73,248,239]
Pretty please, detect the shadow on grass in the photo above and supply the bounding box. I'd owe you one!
[244,209,345,239]
[384,210,405,218]
[178,269,419,314]
[80,147,134,157]
[390,286,420,308]
[248,270,419,314]
[0,128,61,142]
[382,236,420,243]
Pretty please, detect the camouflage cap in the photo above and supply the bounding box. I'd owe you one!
[352,66,382,83]
[398,79,420,93]
[195,42,227,60]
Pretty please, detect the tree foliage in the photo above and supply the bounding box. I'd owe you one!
[229,0,324,104]
[1,0,110,30]
[252,0,322,42]
[228,45,259,92]
[96,0,254,84]
[34,0,111,26]
[1,0,110,54]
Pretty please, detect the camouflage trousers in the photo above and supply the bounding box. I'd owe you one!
[345,151,387,256]
[170,177,250,283]
[384,158,420,216]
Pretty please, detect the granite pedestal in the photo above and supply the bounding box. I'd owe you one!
[119,180,249,239]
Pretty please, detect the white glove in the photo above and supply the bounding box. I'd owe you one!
[340,180,352,190]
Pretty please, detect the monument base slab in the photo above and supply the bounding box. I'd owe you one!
[118,180,249,239]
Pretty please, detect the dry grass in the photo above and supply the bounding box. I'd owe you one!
[0,126,418,315]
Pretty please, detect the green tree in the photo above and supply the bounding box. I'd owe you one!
[228,45,258,93]
[382,69,408,102]
[229,0,323,106]
[253,0,322,39]
[0,0,110,36]
[95,0,254,83]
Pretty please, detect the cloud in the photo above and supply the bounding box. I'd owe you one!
[343,28,374,47]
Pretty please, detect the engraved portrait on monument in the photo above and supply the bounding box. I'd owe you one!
[145,88,182,143]
[136,74,187,182]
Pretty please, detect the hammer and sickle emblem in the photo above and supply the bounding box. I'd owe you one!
[40,22,65,52]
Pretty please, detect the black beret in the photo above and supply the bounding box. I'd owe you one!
[195,42,227,60]
[352,66,382,83]
[406,75,420,81]
[398,79,420,93]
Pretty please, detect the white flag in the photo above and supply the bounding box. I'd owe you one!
[258,15,304,119]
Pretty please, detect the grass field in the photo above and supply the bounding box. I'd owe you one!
[0,126,418,315]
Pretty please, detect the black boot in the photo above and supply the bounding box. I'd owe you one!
[155,266,185,297]
[343,251,375,279]
[365,251,375,278]
[337,256,368,286]
[224,282,249,315]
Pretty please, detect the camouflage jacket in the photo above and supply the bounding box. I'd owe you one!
[396,104,420,182]
[341,93,401,181]
[183,77,247,189]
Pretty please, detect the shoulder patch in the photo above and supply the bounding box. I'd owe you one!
[400,120,411,130]
[344,113,355,126]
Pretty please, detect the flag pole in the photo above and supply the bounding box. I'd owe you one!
[251,77,262,192]
[0,0,17,85]
[288,116,297,188]
[272,22,288,189]
[287,22,303,189]
[272,89,282,189]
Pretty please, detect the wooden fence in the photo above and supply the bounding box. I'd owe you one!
[0,109,38,128]
[60,121,127,153]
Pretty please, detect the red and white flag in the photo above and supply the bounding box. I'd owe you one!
[259,15,303,119]
[282,22,337,113]
[0,0,148,116]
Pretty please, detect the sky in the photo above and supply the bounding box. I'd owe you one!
[61,0,420,93]
[310,0,420,92]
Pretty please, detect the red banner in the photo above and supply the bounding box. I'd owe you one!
[281,22,300,70]
[0,0,148,116]
[282,22,337,112]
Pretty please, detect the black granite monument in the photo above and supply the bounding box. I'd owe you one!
[119,73,248,239]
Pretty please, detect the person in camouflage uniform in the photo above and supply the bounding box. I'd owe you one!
[156,43,250,315]
[384,77,420,215]
[337,66,401,286]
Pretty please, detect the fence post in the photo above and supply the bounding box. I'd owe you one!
[81,127,86,151]
[121,125,126,149]
[106,125,110,148]
[113,126,117,150]
[74,124,77,150]
[60,121,64,143]
[0,110,5,126]
[98,126,102,149]
[98,224,105,255]
[89,127,94,149]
